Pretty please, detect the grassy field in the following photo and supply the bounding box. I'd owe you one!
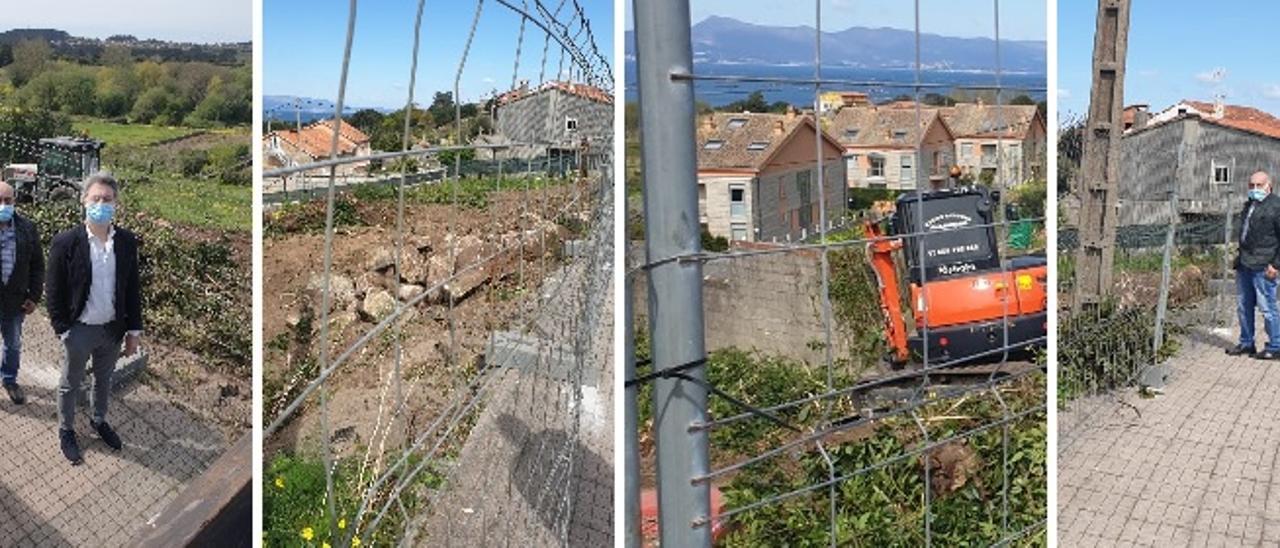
[72,118,199,147]
[124,174,250,231]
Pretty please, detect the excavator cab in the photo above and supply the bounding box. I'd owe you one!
[868,186,1047,366]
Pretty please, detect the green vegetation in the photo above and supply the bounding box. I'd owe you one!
[1,39,250,127]
[1057,300,1178,406]
[265,453,444,547]
[125,174,251,231]
[24,201,249,373]
[265,174,575,237]
[72,118,196,147]
[634,328,1046,546]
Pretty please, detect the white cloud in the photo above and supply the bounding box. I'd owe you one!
[1264,84,1280,100]
[1057,88,1071,99]
[1195,67,1228,84]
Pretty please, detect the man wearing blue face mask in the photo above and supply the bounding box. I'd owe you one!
[45,173,143,465]
[0,180,45,406]
[1229,171,1280,360]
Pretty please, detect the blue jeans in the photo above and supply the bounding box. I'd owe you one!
[0,313,24,386]
[1237,267,1280,351]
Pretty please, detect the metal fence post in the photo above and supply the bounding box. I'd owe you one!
[633,0,712,546]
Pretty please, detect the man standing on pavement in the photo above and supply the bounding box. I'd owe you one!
[0,180,45,405]
[1228,171,1280,360]
[46,173,143,465]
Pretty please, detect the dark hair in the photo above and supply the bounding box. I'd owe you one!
[82,172,120,200]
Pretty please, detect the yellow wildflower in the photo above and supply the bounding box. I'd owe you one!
[300,527,314,541]
[274,477,285,489]
[338,518,346,530]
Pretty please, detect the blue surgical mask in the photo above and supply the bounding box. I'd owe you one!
[1250,189,1269,202]
[85,202,114,224]
[0,205,14,223]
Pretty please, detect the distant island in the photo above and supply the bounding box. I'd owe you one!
[0,28,250,65]
[625,15,1046,72]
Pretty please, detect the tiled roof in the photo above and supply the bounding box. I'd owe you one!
[499,80,613,106]
[695,112,836,171]
[1180,100,1280,140]
[828,106,947,148]
[938,103,1041,139]
[265,118,369,159]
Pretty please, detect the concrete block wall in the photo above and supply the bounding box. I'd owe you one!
[629,242,849,367]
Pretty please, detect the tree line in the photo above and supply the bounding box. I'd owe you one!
[0,40,251,127]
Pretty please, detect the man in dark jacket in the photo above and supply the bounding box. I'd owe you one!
[1229,171,1280,359]
[0,180,44,405]
[46,173,143,465]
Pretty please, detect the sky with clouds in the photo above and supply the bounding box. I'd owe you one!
[2,0,250,43]
[1058,0,1280,118]
[626,0,1047,41]
[265,0,614,109]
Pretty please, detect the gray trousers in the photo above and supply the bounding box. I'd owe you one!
[57,323,122,431]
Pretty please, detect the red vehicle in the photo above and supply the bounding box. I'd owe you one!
[866,187,1047,365]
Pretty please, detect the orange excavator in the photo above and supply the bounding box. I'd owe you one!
[865,186,1047,366]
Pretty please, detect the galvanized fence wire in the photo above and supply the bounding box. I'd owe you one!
[261,0,612,545]
[0,136,251,544]
[628,0,1046,546]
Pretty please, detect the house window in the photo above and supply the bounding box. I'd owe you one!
[843,128,860,139]
[892,130,908,141]
[747,141,769,151]
[704,140,724,150]
[565,117,578,132]
[846,155,859,177]
[730,185,747,219]
[960,143,973,159]
[727,118,748,129]
[900,154,915,182]
[1213,161,1231,184]
[981,143,997,156]
[869,156,885,178]
[730,222,748,241]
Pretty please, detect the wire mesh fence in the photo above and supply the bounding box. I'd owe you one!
[1057,112,1274,448]
[0,123,252,545]
[626,1,1048,546]
[260,0,613,546]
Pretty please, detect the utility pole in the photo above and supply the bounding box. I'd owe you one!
[1072,0,1131,308]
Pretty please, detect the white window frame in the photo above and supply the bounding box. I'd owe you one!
[869,156,885,178]
[704,140,724,150]
[565,117,578,132]
[1212,160,1231,185]
[900,154,915,182]
[730,222,748,242]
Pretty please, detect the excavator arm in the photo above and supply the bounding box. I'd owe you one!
[865,219,911,364]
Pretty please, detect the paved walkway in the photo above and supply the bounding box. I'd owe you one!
[1058,326,1280,546]
[412,193,613,546]
[0,312,227,546]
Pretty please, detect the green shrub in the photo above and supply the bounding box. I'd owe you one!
[23,200,250,373]
[265,452,445,547]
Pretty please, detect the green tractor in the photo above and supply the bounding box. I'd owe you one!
[1,137,105,202]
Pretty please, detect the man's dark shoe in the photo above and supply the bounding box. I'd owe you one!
[1256,350,1280,360]
[1226,345,1256,356]
[3,383,24,405]
[60,429,83,465]
[91,420,122,451]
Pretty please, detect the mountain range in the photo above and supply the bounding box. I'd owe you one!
[625,16,1045,72]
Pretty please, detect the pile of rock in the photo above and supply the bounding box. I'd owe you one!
[304,219,567,330]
